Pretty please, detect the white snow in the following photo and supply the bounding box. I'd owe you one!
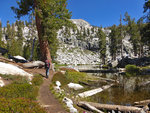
[0,77,5,87]
[14,55,27,61]
[63,97,78,113]
[68,83,84,90]
[0,62,33,80]
[56,81,61,87]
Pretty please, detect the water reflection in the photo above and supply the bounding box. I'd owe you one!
[74,65,150,105]
[91,73,150,105]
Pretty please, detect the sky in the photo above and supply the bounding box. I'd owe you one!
[0,0,145,27]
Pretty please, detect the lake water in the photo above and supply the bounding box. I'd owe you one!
[75,65,150,105]
[89,73,150,105]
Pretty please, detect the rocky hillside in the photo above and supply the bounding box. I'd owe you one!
[2,19,149,65]
[56,44,100,65]
[56,19,142,65]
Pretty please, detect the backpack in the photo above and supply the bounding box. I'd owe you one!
[45,60,50,68]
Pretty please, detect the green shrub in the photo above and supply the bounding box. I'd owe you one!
[31,74,43,86]
[0,98,46,113]
[0,83,36,100]
[0,74,28,84]
[52,72,69,86]
[65,71,87,83]
[125,65,140,76]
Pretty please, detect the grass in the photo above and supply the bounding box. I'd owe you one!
[0,74,46,112]
[54,64,68,71]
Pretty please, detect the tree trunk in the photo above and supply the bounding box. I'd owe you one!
[134,99,150,105]
[77,84,114,98]
[34,0,52,64]
[77,102,104,113]
[78,101,143,113]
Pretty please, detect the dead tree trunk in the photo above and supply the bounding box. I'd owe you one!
[134,99,150,105]
[77,101,104,113]
[78,101,143,113]
[77,84,114,98]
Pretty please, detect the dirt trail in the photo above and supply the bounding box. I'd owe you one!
[0,57,66,113]
[24,68,66,113]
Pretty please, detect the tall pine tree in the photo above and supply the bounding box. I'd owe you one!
[97,27,106,64]
[0,21,5,48]
[109,25,119,60]
[12,0,73,63]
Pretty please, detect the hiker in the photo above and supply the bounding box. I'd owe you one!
[45,59,50,78]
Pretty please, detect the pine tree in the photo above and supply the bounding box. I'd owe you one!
[117,14,124,57]
[0,21,5,48]
[87,28,90,36]
[12,0,73,62]
[6,21,12,51]
[109,25,119,60]
[144,0,150,22]
[15,20,24,56]
[83,28,87,39]
[8,23,17,56]
[124,13,140,56]
[97,27,106,64]
[137,18,145,57]
[142,0,150,50]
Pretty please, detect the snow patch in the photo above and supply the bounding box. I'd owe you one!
[0,62,33,80]
[14,55,27,61]
[63,97,78,113]
[68,83,84,90]
[0,78,5,87]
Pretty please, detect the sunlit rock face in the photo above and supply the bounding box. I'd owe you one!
[2,19,149,65]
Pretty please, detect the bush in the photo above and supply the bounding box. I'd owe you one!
[0,74,45,112]
[0,74,28,84]
[0,83,36,100]
[0,98,46,113]
[52,72,69,86]
[125,65,140,76]
[65,71,87,83]
[31,74,43,86]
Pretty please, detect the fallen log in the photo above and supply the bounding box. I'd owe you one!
[78,101,143,113]
[139,81,150,87]
[78,101,104,113]
[79,81,91,86]
[77,84,114,98]
[99,77,119,83]
[134,99,150,105]
[22,61,45,68]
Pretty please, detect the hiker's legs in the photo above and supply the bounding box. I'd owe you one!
[46,68,49,78]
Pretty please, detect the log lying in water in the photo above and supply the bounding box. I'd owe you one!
[134,99,150,105]
[98,77,119,83]
[77,84,114,98]
[139,81,150,87]
[78,101,143,113]
[78,101,104,113]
